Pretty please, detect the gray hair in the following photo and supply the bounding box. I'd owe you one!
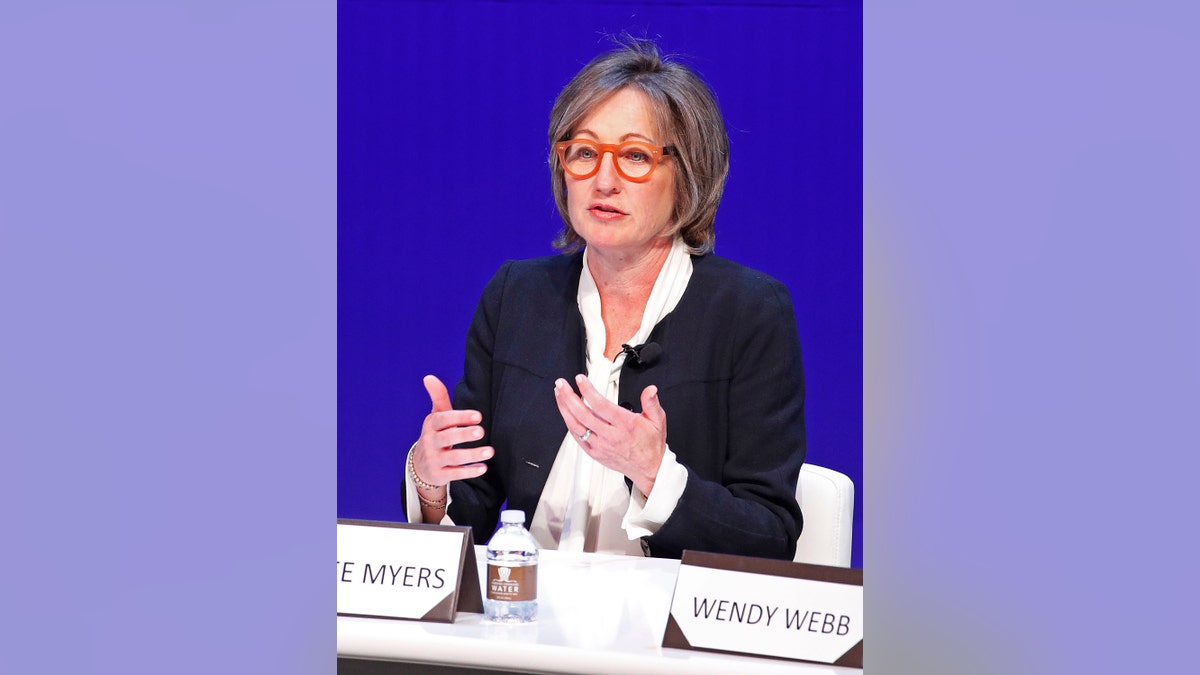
[548,39,729,255]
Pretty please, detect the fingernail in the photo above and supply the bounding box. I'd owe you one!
[575,374,585,383]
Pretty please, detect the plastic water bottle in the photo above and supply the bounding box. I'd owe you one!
[485,509,538,623]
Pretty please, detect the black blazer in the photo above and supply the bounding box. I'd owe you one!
[412,251,806,560]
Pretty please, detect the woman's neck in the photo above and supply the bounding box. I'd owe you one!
[586,238,673,301]
[586,238,675,359]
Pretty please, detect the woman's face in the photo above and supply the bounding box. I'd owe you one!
[565,88,676,259]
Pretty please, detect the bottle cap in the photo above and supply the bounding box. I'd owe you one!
[500,509,525,524]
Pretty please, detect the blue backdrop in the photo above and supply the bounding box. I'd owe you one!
[338,0,863,567]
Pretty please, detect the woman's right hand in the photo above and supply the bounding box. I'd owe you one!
[412,375,493,489]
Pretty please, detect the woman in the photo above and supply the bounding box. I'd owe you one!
[403,40,806,560]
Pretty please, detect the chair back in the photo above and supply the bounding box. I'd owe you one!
[794,463,855,567]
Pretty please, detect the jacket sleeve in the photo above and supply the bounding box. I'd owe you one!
[644,276,806,560]
[427,262,513,543]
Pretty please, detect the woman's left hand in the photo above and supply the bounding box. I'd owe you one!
[553,374,667,497]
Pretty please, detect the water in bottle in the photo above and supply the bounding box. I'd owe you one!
[485,509,538,623]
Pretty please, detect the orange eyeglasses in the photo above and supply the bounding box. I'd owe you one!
[554,139,677,183]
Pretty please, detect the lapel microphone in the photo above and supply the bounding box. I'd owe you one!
[620,342,662,368]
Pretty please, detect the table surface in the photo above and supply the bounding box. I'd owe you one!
[338,546,859,674]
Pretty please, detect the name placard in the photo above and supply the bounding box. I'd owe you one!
[663,550,863,668]
[336,519,483,623]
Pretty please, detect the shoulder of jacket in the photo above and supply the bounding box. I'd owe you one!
[500,252,581,279]
[690,253,791,299]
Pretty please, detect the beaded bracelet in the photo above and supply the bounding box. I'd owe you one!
[408,449,444,491]
[417,492,448,510]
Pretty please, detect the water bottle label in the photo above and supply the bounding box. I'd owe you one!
[487,563,537,602]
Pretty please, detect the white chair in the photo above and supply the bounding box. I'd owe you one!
[793,463,855,567]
